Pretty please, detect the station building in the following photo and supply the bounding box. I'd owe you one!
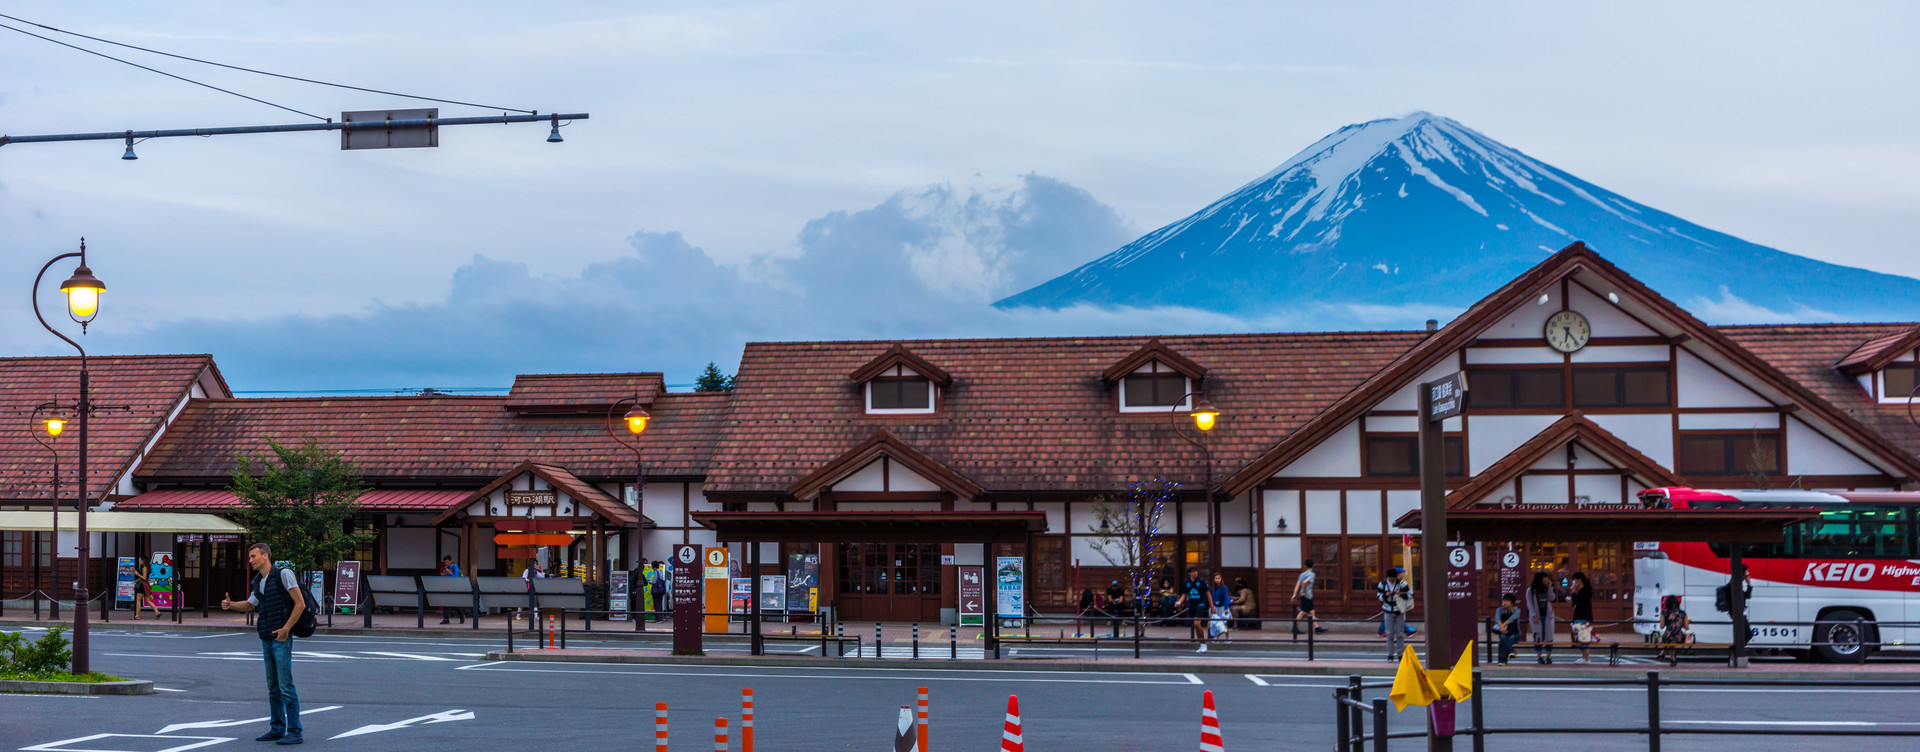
[4,243,1918,624]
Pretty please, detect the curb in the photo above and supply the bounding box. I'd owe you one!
[0,678,153,695]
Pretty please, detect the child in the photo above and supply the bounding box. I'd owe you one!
[1492,593,1522,665]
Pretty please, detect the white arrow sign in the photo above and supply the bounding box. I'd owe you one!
[331,709,475,739]
[158,706,340,734]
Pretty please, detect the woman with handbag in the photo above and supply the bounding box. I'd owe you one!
[1526,572,1558,664]
[1568,572,1596,664]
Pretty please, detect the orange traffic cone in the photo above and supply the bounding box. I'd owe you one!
[1000,695,1023,752]
[1199,689,1223,752]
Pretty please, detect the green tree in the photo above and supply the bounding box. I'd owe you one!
[694,362,735,392]
[229,437,373,573]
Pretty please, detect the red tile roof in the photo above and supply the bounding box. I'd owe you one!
[1832,325,1920,376]
[430,460,644,526]
[1100,339,1208,382]
[135,390,728,482]
[1444,414,1679,508]
[1718,322,1920,463]
[115,488,473,512]
[848,344,953,386]
[505,372,664,413]
[705,329,1428,496]
[0,355,221,502]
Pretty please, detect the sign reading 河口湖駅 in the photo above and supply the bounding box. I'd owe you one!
[994,557,1024,617]
[333,561,361,614]
[1427,373,1467,422]
[671,544,704,654]
[505,490,558,508]
[957,566,986,626]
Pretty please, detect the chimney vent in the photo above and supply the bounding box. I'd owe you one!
[1425,319,1439,332]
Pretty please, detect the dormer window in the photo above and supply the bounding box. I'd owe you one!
[1884,364,1918,402]
[1120,362,1191,412]
[867,369,935,413]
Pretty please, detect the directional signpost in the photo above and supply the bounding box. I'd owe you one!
[957,566,985,627]
[1420,372,1466,751]
[672,544,704,655]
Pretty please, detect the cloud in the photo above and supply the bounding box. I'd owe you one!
[1684,286,1850,325]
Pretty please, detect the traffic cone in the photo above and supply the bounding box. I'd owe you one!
[895,705,916,752]
[1000,695,1023,752]
[1199,689,1223,752]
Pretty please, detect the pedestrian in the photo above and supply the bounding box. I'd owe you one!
[132,569,162,620]
[219,542,307,745]
[1180,568,1210,651]
[1375,567,1412,660]
[1568,572,1595,664]
[1527,571,1558,664]
[1209,573,1234,643]
[437,555,465,625]
[1291,559,1325,636]
[1104,580,1125,635]
[1157,579,1176,621]
[653,561,671,620]
[1492,593,1522,665]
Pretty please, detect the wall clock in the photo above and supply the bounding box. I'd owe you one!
[1544,310,1591,353]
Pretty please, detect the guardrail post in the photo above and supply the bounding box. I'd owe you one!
[1370,697,1388,752]
[913,622,920,659]
[1347,675,1364,752]
[950,624,958,661]
[363,577,373,629]
[1307,614,1316,661]
[560,610,568,649]
[416,578,426,629]
[1334,684,1350,752]
[1133,610,1142,659]
[1646,671,1661,752]
[875,622,883,659]
[1470,670,1485,752]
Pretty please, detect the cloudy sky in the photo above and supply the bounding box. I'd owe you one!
[3,2,1915,391]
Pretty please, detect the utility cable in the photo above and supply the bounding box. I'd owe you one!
[0,12,534,115]
[0,19,326,121]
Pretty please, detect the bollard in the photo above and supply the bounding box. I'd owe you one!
[714,717,728,752]
[546,613,557,649]
[1333,684,1349,752]
[1647,671,1662,752]
[875,622,883,659]
[1370,698,1388,752]
[654,702,669,752]
[741,688,754,752]
[1346,675,1364,752]
[950,625,958,661]
[916,686,929,752]
[913,623,920,659]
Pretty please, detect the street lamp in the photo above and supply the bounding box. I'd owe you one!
[1167,390,1222,575]
[29,401,66,620]
[608,396,650,574]
[32,239,105,675]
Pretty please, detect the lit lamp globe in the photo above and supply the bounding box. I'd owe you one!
[60,263,106,325]
[1190,396,1220,433]
[623,404,651,435]
[44,417,66,437]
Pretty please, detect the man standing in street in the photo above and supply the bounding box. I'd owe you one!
[221,542,307,745]
[1375,566,1412,660]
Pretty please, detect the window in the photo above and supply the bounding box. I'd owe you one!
[1122,373,1188,410]
[1886,365,1919,399]
[1364,436,1464,477]
[1711,505,1912,559]
[1467,369,1564,409]
[1348,540,1380,591]
[1677,432,1780,476]
[1572,366,1671,408]
[868,377,934,412]
[2,532,53,567]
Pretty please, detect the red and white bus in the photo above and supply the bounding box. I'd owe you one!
[1632,487,1918,662]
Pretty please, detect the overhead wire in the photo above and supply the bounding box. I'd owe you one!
[0,19,326,121]
[0,12,533,115]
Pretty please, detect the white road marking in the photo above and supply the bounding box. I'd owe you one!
[460,662,1203,686]
[153,687,188,692]
[21,733,230,752]
[1666,720,1920,726]
[1244,674,1269,686]
[156,705,340,735]
[1184,673,1203,684]
[360,651,457,661]
[330,709,474,740]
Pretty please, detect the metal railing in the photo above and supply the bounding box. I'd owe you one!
[988,611,1422,660]
[502,608,862,657]
[1334,670,1920,751]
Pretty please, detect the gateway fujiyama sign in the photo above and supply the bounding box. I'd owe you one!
[506,490,557,507]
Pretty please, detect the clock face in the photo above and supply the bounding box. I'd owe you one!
[1544,310,1591,352]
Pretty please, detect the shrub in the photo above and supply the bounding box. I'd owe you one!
[3,626,74,674]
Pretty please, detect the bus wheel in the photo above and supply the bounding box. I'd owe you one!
[1814,609,1872,664]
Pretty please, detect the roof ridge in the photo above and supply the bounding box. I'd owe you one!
[742,329,1434,349]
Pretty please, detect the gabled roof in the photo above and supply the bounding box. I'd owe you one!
[505,372,664,414]
[136,390,728,482]
[787,429,984,501]
[847,344,953,386]
[1222,242,1920,496]
[430,460,645,527]
[0,354,224,502]
[1443,414,1680,508]
[1719,323,1920,463]
[708,329,1426,495]
[1100,339,1208,382]
[1835,325,1920,376]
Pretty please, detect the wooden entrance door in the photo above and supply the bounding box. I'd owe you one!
[835,542,942,622]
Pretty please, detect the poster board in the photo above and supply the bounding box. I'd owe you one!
[730,578,753,614]
[608,570,630,621]
[115,557,137,608]
[995,556,1024,617]
[759,575,786,613]
[785,553,820,614]
[148,552,176,610]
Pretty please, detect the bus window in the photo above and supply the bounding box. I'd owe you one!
[1801,507,1909,559]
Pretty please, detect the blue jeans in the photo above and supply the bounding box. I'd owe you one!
[261,638,301,735]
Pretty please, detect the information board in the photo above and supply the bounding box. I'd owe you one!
[115,557,137,607]
[760,575,787,612]
[1495,548,1528,603]
[608,570,630,621]
[957,565,985,626]
[671,544,704,654]
[1444,542,1478,660]
[785,553,819,614]
[148,552,175,611]
[704,547,731,633]
[333,561,361,614]
[994,557,1024,617]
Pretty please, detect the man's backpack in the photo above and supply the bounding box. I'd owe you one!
[271,567,320,638]
[1713,583,1731,613]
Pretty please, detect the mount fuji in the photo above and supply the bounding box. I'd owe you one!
[996,112,1920,322]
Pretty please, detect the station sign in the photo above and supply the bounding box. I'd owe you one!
[671,544,704,654]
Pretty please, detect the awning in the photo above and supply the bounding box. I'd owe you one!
[115,488,477,513]
[692,511,1048,544]
[1393,507,1821,543]
[0,510,246,534]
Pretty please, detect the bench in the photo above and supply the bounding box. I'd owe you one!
[421,575,481,630]
[473,576,534,626]
[362,575,423,628]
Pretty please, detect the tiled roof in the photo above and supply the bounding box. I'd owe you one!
[115,488,474,512]
[135,390,729,482]
[1718,323,1920,463]
[705,329,1429,495]
[0,355,219,502]
[1832,325,1920,376]
[431,460,644,526]
[848,345,953,386]
[505,372,664,413]
[1445,414,1679,508]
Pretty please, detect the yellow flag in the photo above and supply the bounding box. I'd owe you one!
[1388,646,1438,711]
[1443,642,1475,701]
